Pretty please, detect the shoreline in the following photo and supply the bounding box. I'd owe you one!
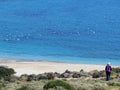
[0,58,119,76]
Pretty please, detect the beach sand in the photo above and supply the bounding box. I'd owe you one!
[0,58,109,76]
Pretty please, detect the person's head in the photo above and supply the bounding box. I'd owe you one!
[107,62,111,66]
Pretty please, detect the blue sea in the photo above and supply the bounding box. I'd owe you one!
[0,0,120,65]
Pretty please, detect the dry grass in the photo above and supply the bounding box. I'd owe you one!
[1,79,119,90]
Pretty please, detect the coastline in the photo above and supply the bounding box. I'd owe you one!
[0,58,119,76]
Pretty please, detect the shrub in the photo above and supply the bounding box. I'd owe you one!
[43,80,76,90]
[48,86,68,90]
[16,86,28,90]
[0,66,15,80]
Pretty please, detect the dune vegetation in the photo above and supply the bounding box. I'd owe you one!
[0,66,120,90]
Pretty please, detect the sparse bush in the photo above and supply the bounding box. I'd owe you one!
[77,84,90,90]
[107,81,120,86]
[0,82,7,89]
[99,70,106,77]
[92,83,108,90]
[112,67,120,73]
[43,80,76,90]
[76,82,108,90]
[16,85,35,90]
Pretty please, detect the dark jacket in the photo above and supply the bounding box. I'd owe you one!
[105,65,112,72]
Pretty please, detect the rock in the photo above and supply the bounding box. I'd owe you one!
[27,74,37,81]
[80,70,89,77]
[19,74,28,82]
[54,72,61,78]
[46,72,55,80]
[37,74,48,80]
[60,70,73,78]
[80,69,84,73]
[89,70,100,78]
[64,69,71,73]
[36,74,42,80]
[72,72,81,78]
[61,73,71,78]
[4,75,18,82]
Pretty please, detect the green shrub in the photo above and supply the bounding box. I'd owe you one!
[43,80,76,90]
[48,86,68,90]
[0,66,15,80]
[16,86,28,90]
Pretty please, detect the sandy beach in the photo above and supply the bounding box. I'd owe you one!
[0,58,112,76]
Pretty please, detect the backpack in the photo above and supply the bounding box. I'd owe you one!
[106,65,111,72]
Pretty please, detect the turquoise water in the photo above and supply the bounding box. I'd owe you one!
[0,0,120,65]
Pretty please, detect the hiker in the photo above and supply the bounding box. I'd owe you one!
[105,62,112,81]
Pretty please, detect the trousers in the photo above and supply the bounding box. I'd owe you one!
[106,71,111,81]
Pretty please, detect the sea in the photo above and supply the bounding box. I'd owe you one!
[0,0,120,65]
